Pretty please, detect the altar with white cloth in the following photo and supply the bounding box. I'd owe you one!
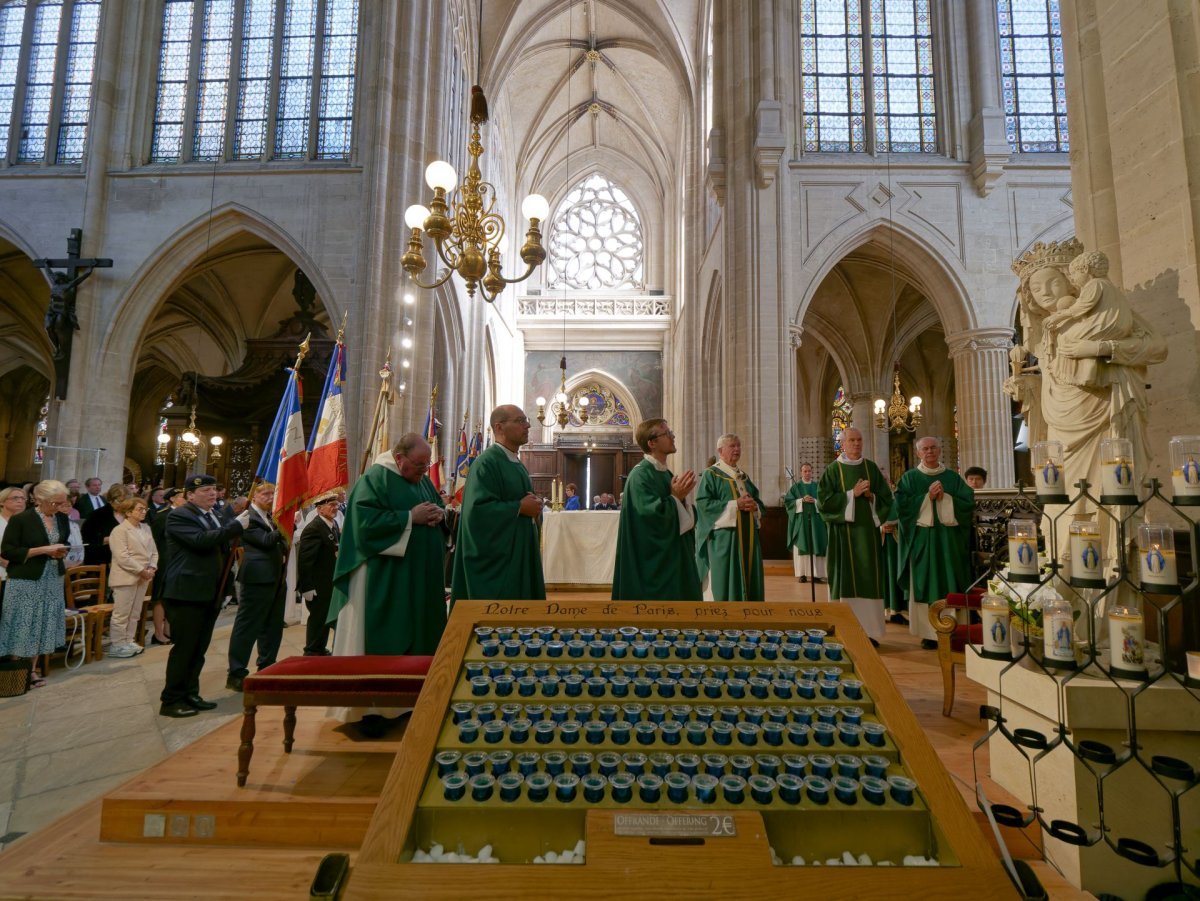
[541,509,621,587]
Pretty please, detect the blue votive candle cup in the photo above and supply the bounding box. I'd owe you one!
[730,755,754,779]
[542,750,567,776]
[806,628,827,644]
[748,677,770,699]
[823,641,844,662]
[742,705,765,725]
[862,755,890,778]
[584,722,607,745]
[696,641,715,659]
[694,705,716,725]
[474,626,494,644]
[736,722,760,747]
[781,642,802,661]
[702,678,723,699]
[509,720,531,744]
[674,641,694,660]
[609,676,631,698]
[525,639,545,658]
[792,706,814,726]
[546,640,565,658]
[525,704,547,723]
[767,705,789,724]
[498,772,524,802]
[609,772,635,803]
[702,753,728,776]
[563,675,584,697]
[762,723,784,747]
[686,722,708,746]
[731,664,751,682]
[465,661,485,679]
[821,666,842,682]
[862,722,887,747]
[796,680,817,700]
[649,752,673,777]
[760,643,778,661]
[802,642,822,661]
[840,706,863,726]
[534,721,557,745]
[809,754,834,779]
[679,677,700,699]
[711,721,734,746]
[548,703,570,723]
[609,641,629,659]
[597,752,621,776]
[481,639,500,658]
[646,704,668,724]
[458,719,482,743]
[634,722,657,746]
[717,640,737,660]
[726,678,748,700]
[435,750,462,776]
[631,641,651,659]
[656,677,678,699]
[841,678,863,700]
[577,628,597,643]
[470,676,491,697]
[785,723,810,747]
[518,676,538,697]
[582,773,607,803]
[666,771,690,803]
[833,775,859,804]
[493,675,515,697]
[619,626,640,640]
[451,702,475,724]
[812,722,836,747]
[738,642,757,661]
[888,775,916,805]
[470,773,495,801]
[502,639,523,658]
[710,664,731,681]
[692,773,719,804]
[498,703,520,721]
[721,774,747,804]
[493,626,515,641]
[442,772,468,801]
[526,772,552,802]
[633,677,654,699]
[598,627,619,643]
[660,721,683,746]
[771,680,793,700]
[836,754,863,778]
[570,751,594,776]
[554,663,575,678]
[463,751,488,776]
[642,664,664,680]
[516,627,537,640]
[622,752,647,776]
[621,702,644,723]
[573,703,594,722]
[530,662,549,678]
[483,721,507,744]
[777,773,803,804]
[586,677,607,698]
[597,703,620,724]
[718,706,740,725]
[516,751,540,776]
[818,679,840,700]
[567,640,587,658]
[676,753,700,777]
[559,722,581,745]
[860,775,887,805]
[554,772,580,802]
[749,774,776,804]
[588,640,606,659]
[839,723,863,747]
[652,640,672,659]
[816,705,839,725]
[806,774,830,805]
[782,754,807,777]
[756,754,781,778]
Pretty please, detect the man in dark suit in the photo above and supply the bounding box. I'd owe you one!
[75,477,105,519]
[226,483,288,691]
[160,474,243,718]
[297,492,341,656]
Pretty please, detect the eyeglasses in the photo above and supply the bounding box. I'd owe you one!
[503,417,531,426]
[401,457,431,470]
[648,430,675,441]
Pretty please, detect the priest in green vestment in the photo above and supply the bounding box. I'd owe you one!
[695,434,765,601]
[784,462,827,582]
[892,437,974,648]
[451,405,545,602]
[328,433,448,657]
[817,428,894,642]
[612,419,701,601]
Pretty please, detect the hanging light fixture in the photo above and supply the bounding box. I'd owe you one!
[179,403,202,467]
[155,429,171,465]
[535,356,590,428]
[401,3,548,301]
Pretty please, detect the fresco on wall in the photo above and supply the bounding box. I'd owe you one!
[525,350,663,424]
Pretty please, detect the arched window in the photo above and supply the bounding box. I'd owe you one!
[832,384,853,453]
[33,392,48,464]
[799,0,936,153]
[0,0,102,165]
[150,0,359,164]
[547,173,644,291]
[997,0,1068,152]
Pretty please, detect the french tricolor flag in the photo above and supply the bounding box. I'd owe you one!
[306,338,348,500]
[255,367,308,541]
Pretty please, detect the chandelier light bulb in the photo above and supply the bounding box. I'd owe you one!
[425,160,458,192]
[209,435,223,446]
[402,359,411,368]
[873,399,886,414]
[182,430,198,445]
[536,396,546,407]
[404,293,415,305]
[579,396,590,406]
[910,395,923,408]
[156,432,171,446]
[555,391,568,404]
[521,193,550,222]
[404,204,431,230]
[402,337,413,349]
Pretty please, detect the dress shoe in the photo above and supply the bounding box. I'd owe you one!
[869,638,880,648]
[186,695,217,710]
[225,673,245,692]
[920,638,939,651]
[889,612,910,626]
[356,714,387,739]
[798,575,808,583]
[159,701,199,718]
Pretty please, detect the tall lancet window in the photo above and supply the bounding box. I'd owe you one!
[799,0,937,154]
[997,0,1068,152]
[150,0,359,164]
[546,173,644,291]
[0,0,102,165]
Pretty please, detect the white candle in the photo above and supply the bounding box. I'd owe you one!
[1107,607,1146,673]
[1035,462,1063,495]
[1140,545,1177,588]
[980,595,1010,655]
[1169,436,1200,501]
[1032,441,1066,497]
[1070,528,1104,582]
[1172,468,1200,499]
[1008,536,1039,576]
[1042,594,1075,664]
[1100,458,1136,499]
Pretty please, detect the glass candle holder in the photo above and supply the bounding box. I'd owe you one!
[1032,440,1068,500]
[1099,437,1137,503]
[1108,603,1147,676]
[1138,523,1179,593]
[702,753,727,776]
[979,593,1011,659]
[692,773,719,804]
[1069,520,1105,588]
[608,772,635,803]
[1170,435,1200,504]
[777,773,804,804]
[1007,519,1040,581]
[1039,586,1076,669]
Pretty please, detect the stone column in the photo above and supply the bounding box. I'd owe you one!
[849,392,888,464]
[965,0,1009,195]
[948,328,1015,487]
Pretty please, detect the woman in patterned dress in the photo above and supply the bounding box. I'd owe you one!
[0,480,71,687]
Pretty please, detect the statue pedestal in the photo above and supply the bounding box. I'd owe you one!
[967,654,1200,899]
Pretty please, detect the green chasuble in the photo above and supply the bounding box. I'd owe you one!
[327,457,446,655]
[894,466,974,604]
[882,530,905,612]
[784,480,827,556]
[612,457,702,601]
[816,457,894,600]
[451,443,546,602]
[694,465,765,602]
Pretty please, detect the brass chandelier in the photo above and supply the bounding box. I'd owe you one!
[402,86,549,301]
[536,357,590,428]
[874,364,922,433]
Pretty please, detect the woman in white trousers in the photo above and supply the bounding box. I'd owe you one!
[108,498,158,657]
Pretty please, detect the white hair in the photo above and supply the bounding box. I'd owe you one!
[916,436,941,452]
[716,433,740,452]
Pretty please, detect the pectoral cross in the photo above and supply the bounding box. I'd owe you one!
[33,228,113,400]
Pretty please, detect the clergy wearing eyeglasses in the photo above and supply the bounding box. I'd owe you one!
[694,434,765,601]
[612,419,702,601]
[451,405,546,602]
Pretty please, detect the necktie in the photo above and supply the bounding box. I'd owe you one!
[331,523,341,546]
[207,512,221,530]
[93,495,101,510]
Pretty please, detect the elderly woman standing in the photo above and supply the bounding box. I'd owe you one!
[108,497,158,657]
[0,480,71,687]
[0,486,29,595]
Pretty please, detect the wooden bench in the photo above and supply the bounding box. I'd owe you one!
[929,588,985,717]
[237,654,432,786]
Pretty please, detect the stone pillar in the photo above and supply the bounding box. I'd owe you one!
[948,328,1015,487]
[849,392,888,464]
[965,0,1009,195]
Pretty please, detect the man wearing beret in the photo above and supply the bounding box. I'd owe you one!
[159,474,243,717]
[297,491,341,656]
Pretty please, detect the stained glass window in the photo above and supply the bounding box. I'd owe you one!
[0,2,27,161]
[547,174,644,291]
[997,0,1068,152]
[869,0,937,152]
[17,0,63,162]
[150,0,358,164]
[33,393,49,464]
[800,0,866,152]
[54,0,100,164]
[832,385,853,453]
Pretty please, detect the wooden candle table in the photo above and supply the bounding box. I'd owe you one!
[345,600,1014,899]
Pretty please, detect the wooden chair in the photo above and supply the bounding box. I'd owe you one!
[64,565,112,662]
[929,588,985,717]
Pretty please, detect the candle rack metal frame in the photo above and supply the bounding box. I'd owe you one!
[969,477,1199,892]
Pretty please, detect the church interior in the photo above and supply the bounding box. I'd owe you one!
[0,0,1198,898]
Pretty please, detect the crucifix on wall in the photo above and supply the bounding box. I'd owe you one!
[33,228,112,401]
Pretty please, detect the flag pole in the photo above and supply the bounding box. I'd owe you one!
[361,354,393,475]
